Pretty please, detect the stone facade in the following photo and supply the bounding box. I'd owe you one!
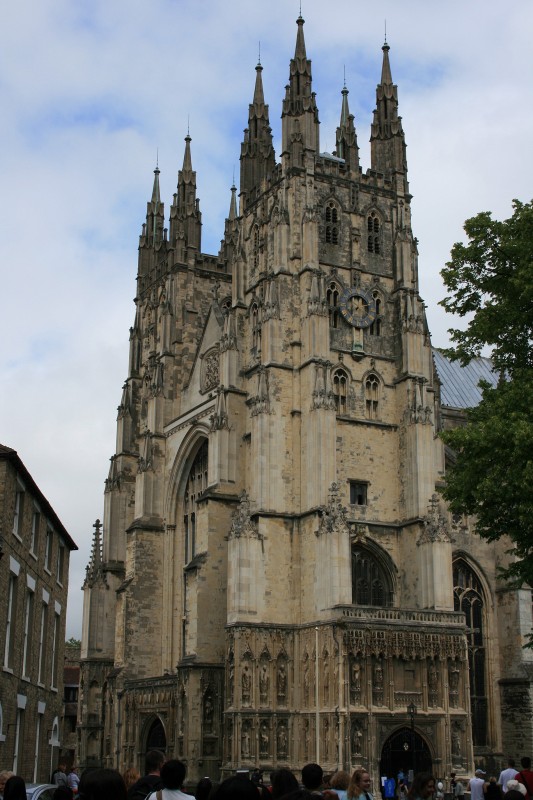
[0,444,77,781]
[78,17,533,785]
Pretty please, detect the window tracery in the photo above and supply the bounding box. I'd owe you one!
[183,441,208,563]
[332,368,348,414]
[367,212,381,254]
[352,546,391,606]
[326,282,340,328]
[364,373,380,420]
[325,202,339,245]
[453,558,488,747]
[369,292,382,336]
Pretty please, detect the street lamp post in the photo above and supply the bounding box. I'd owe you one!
[407,701,417,778]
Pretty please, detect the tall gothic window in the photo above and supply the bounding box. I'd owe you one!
[333,368,348,414]
[183,441,208,563]
[327,282,340,328]
[369,292,382,336]
[453,559,488,747]
[253,225,260,271]
[367,213,380,254]
[352,546,391,606]
[251,303,260,353]
[325,202,339,245]
[365,374,380,420]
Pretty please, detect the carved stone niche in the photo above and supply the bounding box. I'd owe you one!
[200,346,220,394]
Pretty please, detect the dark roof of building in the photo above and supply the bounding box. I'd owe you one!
[433,349,499,409]
[0,444,77,550]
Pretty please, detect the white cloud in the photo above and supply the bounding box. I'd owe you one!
[1,0,532,638]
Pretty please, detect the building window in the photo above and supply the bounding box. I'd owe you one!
[365,374,380,420]
[44,527,53,571]
[333,369,348,414]
[253,225,260,271]
[51,607,60,689]
[13,486,24,538]
[349,481,368,506]
[367,212,380,254]
[453,559,488,747]
[369,293,382,336]
[251,303,261,353]
[37,594,49,685]
[325,202,339,245]
[326,282,340,328]
[352,546,391,606]
[22,579,35,679]
[183,441,208,563]
[56,540,65,585]
[4,566,19,670]
[31,509,40,556]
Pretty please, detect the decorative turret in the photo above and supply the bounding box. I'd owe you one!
[281,15,320,166]
[169,134,202,260]
[137,166,167,283]
[240,62,276,212]
[370,41,409,194]
[219,182,239,267]
[335,83,359,173]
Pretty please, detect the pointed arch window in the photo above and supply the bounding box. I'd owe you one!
[332,368,348,414]
[352,546,391,607]
[365,374,380,420]
[251,302,261,353]
[369,292,382,336]
[253,225,260,271]
[453,559,488,747]
[184,441,208,563]
[325,202,339,245]
[326,282,340,328]
[367,213,380,254]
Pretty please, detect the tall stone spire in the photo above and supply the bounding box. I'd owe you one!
[335,84,359,172]
[170,134,202,257]
[240,61,275,212]
[137,164,166,284]
[370,41,408,192]
[281,15,320,163]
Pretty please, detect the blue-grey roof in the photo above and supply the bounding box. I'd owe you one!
[433,349,499,409]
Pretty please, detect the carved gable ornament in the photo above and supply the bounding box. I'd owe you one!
[317,482,350,537]
[229,491,262,541]
[200,346,220,393]
[418,494,454,546]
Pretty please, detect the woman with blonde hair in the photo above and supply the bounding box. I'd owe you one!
[347,769,373,800]
[122,767,141,792]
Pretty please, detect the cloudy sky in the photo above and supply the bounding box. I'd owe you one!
[1,0,532,639]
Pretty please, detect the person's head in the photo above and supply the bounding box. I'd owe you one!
[160,760,186,791]
[451,775,456,781]
[58,763,67,773]
[506,782,526,796]
[331,772,351,791]
[475,771,486,780]
[196,777,213,800]
[302,764,324,792]
[3,777,26,800]
[52,788,73,800]
[78,768,127,800]
[122,767,140,791]
[145,750,165,775]
[0,772,14,795]
[272,769,299,799]
[408,773,435,800]
[508,760,516,768]
[348,769,371,798]
[213,777,263,800]
[521,759,531,771]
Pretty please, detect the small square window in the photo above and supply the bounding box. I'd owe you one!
[350,481,368,506]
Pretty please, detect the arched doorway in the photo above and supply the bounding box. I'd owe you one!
[380,727,432,782]
[145,717,167,754]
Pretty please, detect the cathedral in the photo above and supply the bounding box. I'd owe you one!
[78,15,533,785]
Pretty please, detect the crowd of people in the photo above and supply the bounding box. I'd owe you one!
[1,753,533,800]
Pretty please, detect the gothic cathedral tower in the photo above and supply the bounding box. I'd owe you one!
[79,15,533,783]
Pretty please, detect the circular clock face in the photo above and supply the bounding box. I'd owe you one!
[339,287,377,328]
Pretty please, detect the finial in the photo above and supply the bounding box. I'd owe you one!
[299,0,302,16]
[232,165,236,186]
[258,41,261,65]
[343,64,346,88]
[187,114,190,136]
[156,147,159,169]
[384,19,387,45]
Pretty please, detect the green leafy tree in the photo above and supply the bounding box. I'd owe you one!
[439,199,533,588]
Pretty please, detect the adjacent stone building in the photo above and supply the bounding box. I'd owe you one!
[0,444,77,781]
[78,16,533,784]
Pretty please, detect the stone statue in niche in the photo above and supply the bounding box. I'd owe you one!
[449,661,460,708]
[228,661,234,704]
[277,722,288,758]
[277,661,287,702]
[260,721,270,757]
[241,725,251,759]
[242,665,252,706]
[452,724,462,760]
[351,658,361,703]
[373,659,384,705]
[303,660,310,705]
[260,663,269,704]
[203,694,214,733]
[324,662,330,704]
[428,660,438,707]
[352,723,362,755]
